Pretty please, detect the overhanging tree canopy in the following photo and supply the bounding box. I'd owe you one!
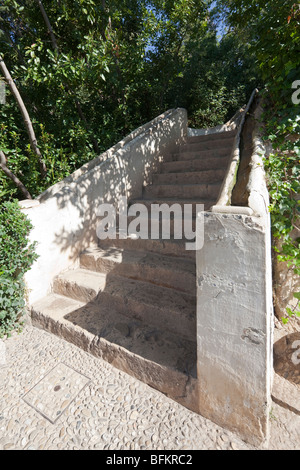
[0,0,257,200]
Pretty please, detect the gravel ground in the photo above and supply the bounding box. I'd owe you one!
[0,325,299,451]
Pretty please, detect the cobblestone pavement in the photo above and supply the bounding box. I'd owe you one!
[0,325,299,451]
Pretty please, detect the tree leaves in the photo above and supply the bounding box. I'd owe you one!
[0,0,260,200]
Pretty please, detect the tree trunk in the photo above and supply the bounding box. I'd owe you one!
[0,150,32,199]
[36,0,59,51]
[0,56,47,177]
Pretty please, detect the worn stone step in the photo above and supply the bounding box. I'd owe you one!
[143,182,221,200]
[98,208,197,240]
[31,293,198,412]
[153,169,225,185]
[178,138,234,151]
[98,277,196,341]
[170,147,231,162]
[161,157,229,173]
[99,235,196,260]
[80,246,196,295]
[129,197,213,213]
[186,129,236,144]
[52,269,106,303]
[125,213,197,239]
[53,269,196,340]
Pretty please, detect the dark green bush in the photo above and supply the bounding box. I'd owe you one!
[0,200,38,337]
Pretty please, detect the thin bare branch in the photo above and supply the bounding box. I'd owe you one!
[36,0,58,50]
[0,55,47,177]
[0,150,32,199]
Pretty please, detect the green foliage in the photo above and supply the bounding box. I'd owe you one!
[0,200,38,336]
[263,137,300,279]
[215,0,300,322]
[175,33,258,128]
[0,0,153,199]
[282,292,300,324]
[0,1,259,336]
[0,0,258,201]
[259,2,300,323]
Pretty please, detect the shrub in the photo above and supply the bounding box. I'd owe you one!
[0,200,38,337]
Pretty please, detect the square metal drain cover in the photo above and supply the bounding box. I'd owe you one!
[23,363,90,423]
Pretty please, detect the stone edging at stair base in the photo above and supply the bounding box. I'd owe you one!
[195,102,274,447]
[19,108,188,305]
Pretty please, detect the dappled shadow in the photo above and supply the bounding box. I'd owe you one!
[56,281,198,411]
[24,110,189,304]
[273,332,300,386]
[231,97,258,206]
[41,109,188,266]
[62,282,197,378]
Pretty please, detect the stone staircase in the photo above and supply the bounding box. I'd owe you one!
[31,129,236,411]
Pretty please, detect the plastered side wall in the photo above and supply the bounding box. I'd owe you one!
[21,108,188,305]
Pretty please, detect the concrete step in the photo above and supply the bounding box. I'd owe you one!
[143,182,221,200]
[99,235,196,260]
[125,213,197,239]
[53,269,196,340]
[153,169,226,185]
[31,293,198,412]
[129,197,213,213]
[170,147,231,162]
[53,268,107,303]
[177,138,234,152]
[80,246,196,295]
[161,157,229,173]
[186,129,236,144]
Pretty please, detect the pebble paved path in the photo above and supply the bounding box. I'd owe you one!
[0,325,299,451]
